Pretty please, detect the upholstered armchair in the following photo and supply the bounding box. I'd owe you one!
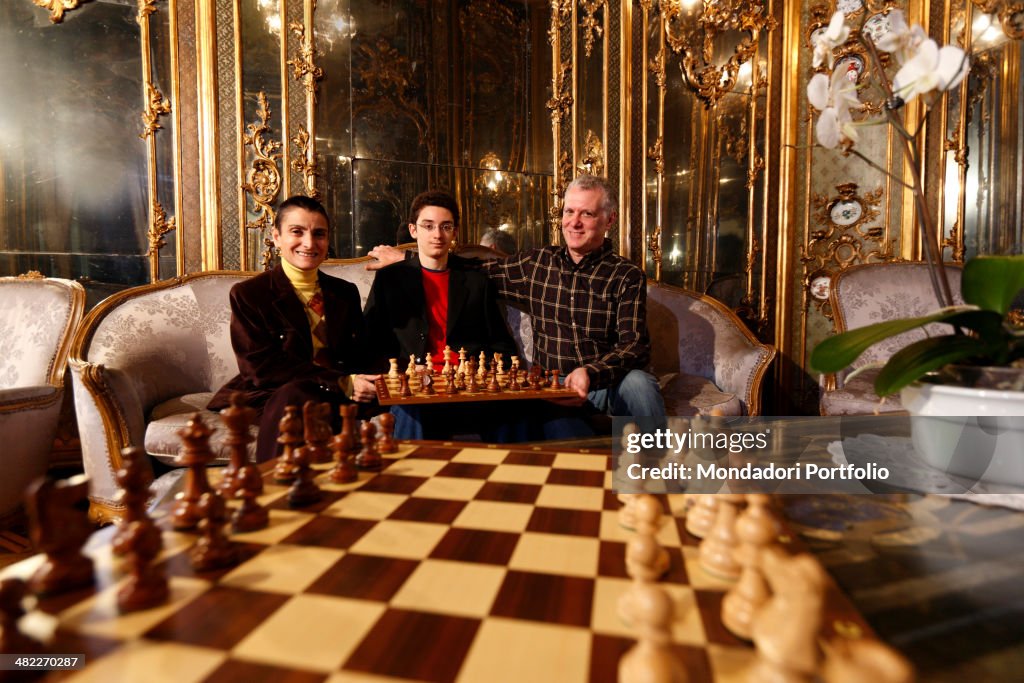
[820,262,963,415]
[0,274,85,519]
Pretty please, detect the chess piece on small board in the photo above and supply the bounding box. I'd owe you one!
[25,474,95,596]
[272,405,304,483]
[172,413,216,530]
[190,492,238,571]
[619,582,688,683]
[288,433,323,508]
[0,578,43,656]
[231,462,270,532]
[112,446,155,556]
[218,392,256,497]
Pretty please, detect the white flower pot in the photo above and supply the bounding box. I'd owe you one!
[900,380,1024,487]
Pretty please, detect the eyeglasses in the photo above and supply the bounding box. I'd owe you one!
[416,222,456,234]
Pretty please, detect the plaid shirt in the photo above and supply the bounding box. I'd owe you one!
[482,239,650,390]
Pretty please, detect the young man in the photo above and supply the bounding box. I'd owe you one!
[369,176,665,436]
[209,195,378,461]
[364,190,521,440]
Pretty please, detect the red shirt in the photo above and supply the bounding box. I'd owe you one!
[420,267,451,372]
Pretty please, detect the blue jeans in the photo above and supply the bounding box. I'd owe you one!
[541,369,666,439]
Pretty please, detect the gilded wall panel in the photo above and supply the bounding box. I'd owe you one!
[175,0,202,276]
[216,0,240,270]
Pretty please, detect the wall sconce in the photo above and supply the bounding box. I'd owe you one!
[663,0,775,105]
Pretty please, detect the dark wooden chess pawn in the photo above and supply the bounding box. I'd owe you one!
[328,404,358,483]
[377,412,398,454]
[508,367,521,391]
[356,421,383,471]
[189,492,238,571]
[288,437,323,508]
[420,369,435,396]
[446,367,458,394]
[399,373,413,398]
[543,369,552,388]
[112,447,156,556]
[0,578,42,655]
[272,405,303,484]
[487,369,501,393]
[466,359,479,392]
[218,392,256,497]
[303,400,333,465]
[528,366,543,390]
[171,413,216,531]
[116,513,169,612]
[231,463,269,532]
[25,475,95,596]
[549,369,561,389]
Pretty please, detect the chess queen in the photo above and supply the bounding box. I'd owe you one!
[208,196,380,461]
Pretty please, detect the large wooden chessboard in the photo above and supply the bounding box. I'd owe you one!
[3,443,873,682]
[374,371,578,405]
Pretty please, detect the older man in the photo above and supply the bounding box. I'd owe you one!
[370,175,664,435]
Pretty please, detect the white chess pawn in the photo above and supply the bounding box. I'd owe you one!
[698,493,744,581]
[722,494,778,640]
[618,493,639,530]
[685,495,717,539]
[619,583,688,683]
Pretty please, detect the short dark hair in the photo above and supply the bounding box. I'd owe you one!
[275,195,330,232]
[409,190,460,226]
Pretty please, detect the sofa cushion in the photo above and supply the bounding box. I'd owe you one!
[819,369,906,415]
[661,373,741,416]
[145,392,257,464]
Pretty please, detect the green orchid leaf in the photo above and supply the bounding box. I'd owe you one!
[961,255,1024,315]
[874,335,987,395]
[810,309,969,373]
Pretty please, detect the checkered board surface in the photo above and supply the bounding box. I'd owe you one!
[5,443,873,683]
[375,375,578,405]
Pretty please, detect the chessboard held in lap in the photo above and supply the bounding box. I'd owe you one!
[375,348,578,405]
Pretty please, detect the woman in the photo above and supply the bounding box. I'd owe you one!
[209,195,378,461]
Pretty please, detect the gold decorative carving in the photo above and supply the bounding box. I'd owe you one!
[549,151,573,241]
[32,0,83,23]
[548,0,573,45]
[972,1,1024,40]
[146,200,176,257]
[576,130,605,176]
[16,271,45,280]
[136,0,155,22]
[943,221,966,262]
[663,0,776,106]
[648,225,663,272]
[139,84,171,140]
[547,63,574,124]
[747,151,765,189]
[287,21,324,100]
[648,47,667,89]
[291,126,320,200]
[241,92,283,271]
[579,0,606,58]
[648,137,664,177]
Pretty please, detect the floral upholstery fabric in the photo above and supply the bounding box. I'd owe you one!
[646,283,773,414]
[146,392,257,464]
[819,368,907,415]
[0,279,78,389]
[661,373,742,416]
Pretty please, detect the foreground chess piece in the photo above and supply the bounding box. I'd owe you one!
[356,421,382,470]
[685,495,717,539]
[634,495,669,571]
[0,578,42,655]
[619,583,688,683]
[231,462,269,532]
[747,548,826,683]
[272,405,303,483]
[618,493,639,530]
[112,447,155,556]
[618,532,672,625]
[377,412,398,454]
[116,513,169,612]
[822,637,915,683]
[172,413,216,530]
[303,400,333,464]
[328,404,358,483]
[25,475,95,596]
[288,435,323,508]
[698,493,744,581]
[722,494,778,640]
[218,392,256,496]
[190,492,238,571]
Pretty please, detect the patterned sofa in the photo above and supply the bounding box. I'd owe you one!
[0,274,85,519]
[70,256,775,522]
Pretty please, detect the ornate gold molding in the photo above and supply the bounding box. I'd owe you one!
[291,126,320,200]
[547,63,574,124]
[548,0,573,44]
[146,200,176,258]
[136,0,155,22]
[241,92,283,271]
[647,136,664,177]
[16,271,45,279]
[576,130,605,176]
[287,21,324,100]
[139,83,171,140]
[32,0,83,23]
[579,0,606,58]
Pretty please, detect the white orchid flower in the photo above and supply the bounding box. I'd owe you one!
[873,10,927,64]
[813,11,850,69]
[807,68,861,149]
[892,39,970,103]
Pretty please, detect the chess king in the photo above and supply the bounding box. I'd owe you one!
[209,195,380,461]
[363,190,524,441]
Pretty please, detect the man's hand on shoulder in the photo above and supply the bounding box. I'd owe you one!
[365,245,405,270]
